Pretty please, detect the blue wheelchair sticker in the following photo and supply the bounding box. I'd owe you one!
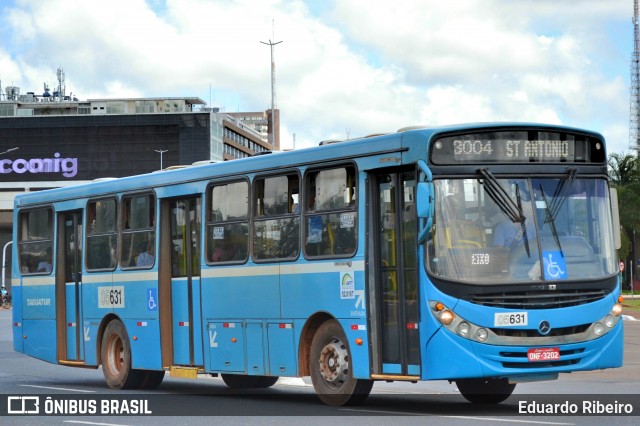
[542,251,568,280]
[147,288,158,311]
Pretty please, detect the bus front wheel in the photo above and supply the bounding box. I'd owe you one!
[309,320,373,406]
[101,320,141,389]
[455,378,515,404]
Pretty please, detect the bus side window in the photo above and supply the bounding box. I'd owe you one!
[86,198,118,270]
[253,173,300,261]
[121,194,156,268]
[207,180,249,264]
[18,208,53,275]
[304,166,357,258]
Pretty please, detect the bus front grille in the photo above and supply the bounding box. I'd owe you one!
[491,324,591,338]
[501,359,580,369]
[471,289,607,309]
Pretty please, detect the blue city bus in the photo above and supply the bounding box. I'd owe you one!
[11,123,623,405]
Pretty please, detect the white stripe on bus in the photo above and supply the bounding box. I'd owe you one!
[20,276,54,287]
[18,260,365,286]
[202,260,365,279]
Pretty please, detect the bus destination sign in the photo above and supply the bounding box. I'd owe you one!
[430,130,605,165]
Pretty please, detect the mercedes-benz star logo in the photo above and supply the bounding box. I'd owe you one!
[538,320,551,335]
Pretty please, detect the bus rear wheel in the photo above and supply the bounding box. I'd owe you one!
[254,376,279,388]
[455,378,515,404]
[101,320,141,389]
[309,320,373,406]
[138,370,165,389]
[221,374,279,389]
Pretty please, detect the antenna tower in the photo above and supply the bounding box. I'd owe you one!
[631,0,640,150]
[261,24,282,149]
[56,67,66,100]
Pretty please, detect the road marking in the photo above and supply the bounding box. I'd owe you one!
[340,408,425,415]
[341,409,574,424]
[276,377,310,386]
[441,416,574,425]
[63,421,131,426]
[19,384,96,393]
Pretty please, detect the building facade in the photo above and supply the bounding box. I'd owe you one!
[0,94,280,287]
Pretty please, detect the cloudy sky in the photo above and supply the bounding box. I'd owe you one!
[0,0,633,153]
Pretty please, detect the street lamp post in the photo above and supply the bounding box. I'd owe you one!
[0,147,19,156]
[154,149,168,170]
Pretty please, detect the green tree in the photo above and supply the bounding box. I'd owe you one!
[608,152,640,266]
[608,152,639,186]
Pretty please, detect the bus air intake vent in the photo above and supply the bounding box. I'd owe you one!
[491,324,590,338]
[471,289,607,309]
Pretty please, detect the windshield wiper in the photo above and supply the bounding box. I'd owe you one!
[548,167,577,221]
[478,169,520,222]
[539,184,564,258]
[479,168,530,257]
[515,184,531,258]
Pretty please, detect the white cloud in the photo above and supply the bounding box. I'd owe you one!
[0,0,631,151]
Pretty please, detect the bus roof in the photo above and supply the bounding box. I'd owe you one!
[13,122,604,208]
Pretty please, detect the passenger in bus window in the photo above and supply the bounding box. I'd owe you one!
[37,248,52,273]
[210,244,233,262]
[492,220,520,247]
[493,220,535,248]
[21,254,32,274]
[136,236,155,267]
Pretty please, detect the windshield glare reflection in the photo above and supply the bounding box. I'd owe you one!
[427,178,617,284]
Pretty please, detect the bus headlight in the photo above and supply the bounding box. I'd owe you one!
[457,321,470,337]
[440,310,455,325]
[476,328,488,342]
[430,301,494,343]
[612,304,622,317]
[593,322,605,336]
[604,315,616,328]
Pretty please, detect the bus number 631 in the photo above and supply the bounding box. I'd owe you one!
[98,286,125,309]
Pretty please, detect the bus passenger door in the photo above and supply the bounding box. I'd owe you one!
[370,170,420,377]
[167,197,203,367]
[56,210,84,363]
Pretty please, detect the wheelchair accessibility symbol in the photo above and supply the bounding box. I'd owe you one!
[147,288,158,311]
[542,251,568,280]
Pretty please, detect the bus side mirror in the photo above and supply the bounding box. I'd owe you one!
[416,182,434,219]
[610,187,621,250]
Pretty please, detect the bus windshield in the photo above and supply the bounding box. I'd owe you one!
[427,176,618,284]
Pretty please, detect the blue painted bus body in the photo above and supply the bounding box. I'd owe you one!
[11,122,622,394]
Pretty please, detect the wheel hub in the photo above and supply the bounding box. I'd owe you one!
[107,335,124,374]
[318,337,349,386]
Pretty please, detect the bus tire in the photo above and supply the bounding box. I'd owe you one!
[101,320,141,389]
[309,320,373,406]
[455,378,515,404]
[221,374,259,389]
[138,370,165,389]
[254,376,279,388]
[221,374,279,389]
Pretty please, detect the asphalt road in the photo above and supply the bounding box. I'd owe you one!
[0,307,638,425]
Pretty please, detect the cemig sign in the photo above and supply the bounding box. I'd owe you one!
[0,153,78,178]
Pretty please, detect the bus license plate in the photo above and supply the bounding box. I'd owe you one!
[494,312,528,327]
[527,347,560,362]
